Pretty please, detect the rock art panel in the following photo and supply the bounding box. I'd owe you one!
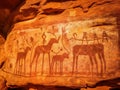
[0,0,119,89]
[2,17,120,81]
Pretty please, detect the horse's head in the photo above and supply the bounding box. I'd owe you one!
[25,47,31,52]
[50,36,60,43]
[63,53,69,59]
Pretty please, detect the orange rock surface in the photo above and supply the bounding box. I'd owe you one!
[0,0,120,90]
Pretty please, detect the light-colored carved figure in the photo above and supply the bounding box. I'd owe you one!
[50,53,69,75]
[30,37,60,75]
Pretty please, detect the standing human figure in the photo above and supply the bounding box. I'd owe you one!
[93,32,99,44]
[81,32,88,44]
[102,31,109,42]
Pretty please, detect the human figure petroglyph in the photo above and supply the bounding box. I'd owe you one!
[102,31,109,42]
[93,32,99,44]
[81,32,88,44]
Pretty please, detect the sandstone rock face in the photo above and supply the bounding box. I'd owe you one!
[0,76,7,90]
[0,0,24,37]
[0,0,120,89]
[0,35,5,67]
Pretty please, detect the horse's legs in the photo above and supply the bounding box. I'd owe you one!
[30,54,37,75]
[101,52,106,74]
[41,53,44,75]
[50,59,53,75]
[22,58,24,75]
[72,55,76,74]
[19,59,22,75]
[35,55,39,74]
[52,61,55,75]
[98,53,103,76]
[18,59,21,74]
[48,53,51,74]
[55,61,57,74]
[14,59,18,74]
[89,56,94,77]
[61,61,63,75]
[59,61,61,75]
[60,61,63,75]
[93,55,98,75]
[51,59,55,75]
[76,56,78,73]
[24,58,26,75]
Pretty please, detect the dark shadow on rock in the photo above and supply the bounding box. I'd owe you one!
[8,84,80,90]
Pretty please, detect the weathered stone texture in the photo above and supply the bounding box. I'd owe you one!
[0,0,120,90]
